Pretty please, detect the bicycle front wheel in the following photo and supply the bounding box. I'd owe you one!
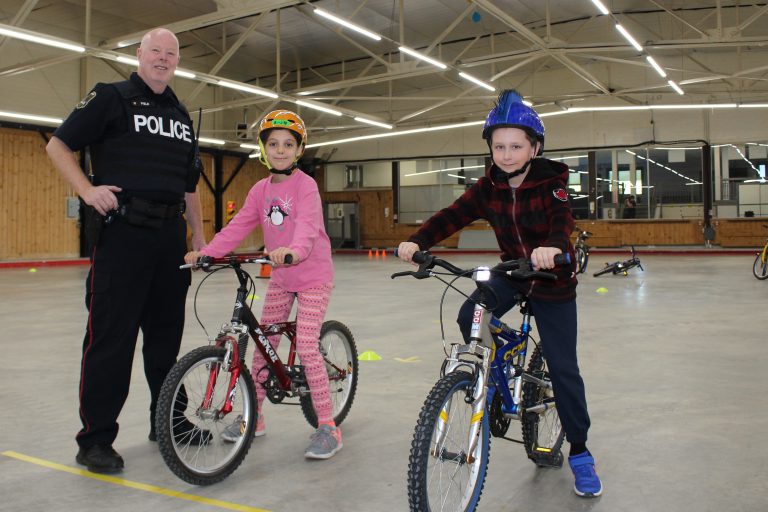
[408,371,490,512]
[753,250,768,280]
[300,320,359,428]
[156,345,257,485]
[522,346,565,467]
[593,263,615,277]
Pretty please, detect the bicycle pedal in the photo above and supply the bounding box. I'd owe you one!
[529,450,563,468]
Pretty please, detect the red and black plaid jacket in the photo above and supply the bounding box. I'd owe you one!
[408,158,577,302]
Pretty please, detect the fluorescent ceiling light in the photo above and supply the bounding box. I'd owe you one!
[174,69,196,79]
[590,0,610,15]
[549,155,588,161]
[667,80,685,95]
[218,80,279,99]
[314,8,382,41]
[645,56,667,78]
[615,24,643,52]
[248,152,262,159]
[116,56,139,66]
[295,99,343,116]
[405,164,484,177]
[740,103,768,108]
[354,116,393,129]
[0,110,62,124]
[458,72,495,92]
[307,120,484,148]
[198,137,226,145]
[0,26,85,53]
[239,143,260,150]
[399,46,447,69]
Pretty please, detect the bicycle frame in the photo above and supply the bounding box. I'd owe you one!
[433,270,552,462]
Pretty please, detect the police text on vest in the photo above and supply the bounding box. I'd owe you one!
[133,115,191,142]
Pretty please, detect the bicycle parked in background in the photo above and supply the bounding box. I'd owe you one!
[155,254,358,485]
[574,227,592,275]
[393,251,569,511]
[753,225,768,280]
[593,246,644,277]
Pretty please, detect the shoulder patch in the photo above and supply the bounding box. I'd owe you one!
[553,188,568,201]
[76,90,97,109]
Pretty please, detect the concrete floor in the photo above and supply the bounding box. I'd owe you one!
[1,252,767,512]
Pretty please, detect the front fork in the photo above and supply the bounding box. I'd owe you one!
[433,341,492,463]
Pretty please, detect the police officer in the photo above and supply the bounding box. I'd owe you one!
[46,28,206,474]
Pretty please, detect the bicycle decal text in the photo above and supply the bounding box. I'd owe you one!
[258,334,280,363]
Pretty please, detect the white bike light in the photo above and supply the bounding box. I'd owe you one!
[474,266,491,282]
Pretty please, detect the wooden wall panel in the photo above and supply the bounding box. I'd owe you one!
[0,127,78,260]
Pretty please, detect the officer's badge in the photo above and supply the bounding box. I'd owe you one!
[76,91,97,109]
[553,188,568,201]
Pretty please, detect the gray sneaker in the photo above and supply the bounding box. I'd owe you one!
[304,425,342,459]
[220,415,245,443]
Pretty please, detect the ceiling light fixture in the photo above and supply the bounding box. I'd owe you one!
[174,69,197,79]
[615,24,643,52]
[405,164,485,177]
[116,56,139,66]
[295,99,343,116]
[458,72,495,92]
[645,56,667,78]
[354,117,393,129]
[667,80,685,95]
[399,46,447,70]
[306,120,484,148]
[314,8,382,41]
[217,80,279,99]
[0,26,85,53]
[198,137,226,145]
[590,0,610,15]
[0,110,63,124]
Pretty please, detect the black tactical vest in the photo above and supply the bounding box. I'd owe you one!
[89,78,195,200]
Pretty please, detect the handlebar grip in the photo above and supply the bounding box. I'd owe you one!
[412,251,429,264]
[554,253,571,266]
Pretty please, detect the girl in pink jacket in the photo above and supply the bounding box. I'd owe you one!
[185,110,339,459]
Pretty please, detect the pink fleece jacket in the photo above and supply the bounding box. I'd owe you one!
[201,170,334,291]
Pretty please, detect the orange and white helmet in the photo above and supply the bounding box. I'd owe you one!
[257,110,307,171]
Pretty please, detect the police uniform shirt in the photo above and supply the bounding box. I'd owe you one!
[54,72,200,200]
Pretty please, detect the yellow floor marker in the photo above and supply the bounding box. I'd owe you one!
[2,451,271,512]
[358,350,382,361]
[596,287,608,294]
[394,356,420,363]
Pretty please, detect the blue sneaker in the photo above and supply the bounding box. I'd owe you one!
[568,451,603,497]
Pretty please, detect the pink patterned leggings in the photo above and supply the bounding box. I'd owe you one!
[252,281,334,424]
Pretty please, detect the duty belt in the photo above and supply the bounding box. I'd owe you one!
[120,196,186,218]
[108,196,186,228]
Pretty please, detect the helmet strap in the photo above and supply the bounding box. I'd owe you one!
[270,164,296,176]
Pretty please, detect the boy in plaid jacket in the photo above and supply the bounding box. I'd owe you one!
[397,90,602,498]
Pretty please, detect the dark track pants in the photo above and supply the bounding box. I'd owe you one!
[457,276,591,444]
[76,217,190,448]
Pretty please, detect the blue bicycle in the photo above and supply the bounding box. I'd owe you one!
[392,252,567,511]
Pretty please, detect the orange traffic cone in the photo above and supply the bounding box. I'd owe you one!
[382,249,387,260]
[259,263,272,278]
[368,249,373,260]
[375,249,380,259]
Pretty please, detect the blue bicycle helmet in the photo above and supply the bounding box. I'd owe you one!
[482,90,544,154]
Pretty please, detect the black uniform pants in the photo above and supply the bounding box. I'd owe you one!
[76,216,190,449]
[456,276,591,444]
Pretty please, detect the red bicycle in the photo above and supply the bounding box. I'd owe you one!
[156,253,358,485]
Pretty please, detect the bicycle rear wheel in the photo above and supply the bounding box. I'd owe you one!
[575,246,588,274]
[522,346,565,467]
[300,320,359,427]
[156,345,257,485]
[753,249,768,280]
[407,371,490,512]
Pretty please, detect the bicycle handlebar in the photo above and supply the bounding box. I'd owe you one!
[180,253,293,270]
[391,250,569,281]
